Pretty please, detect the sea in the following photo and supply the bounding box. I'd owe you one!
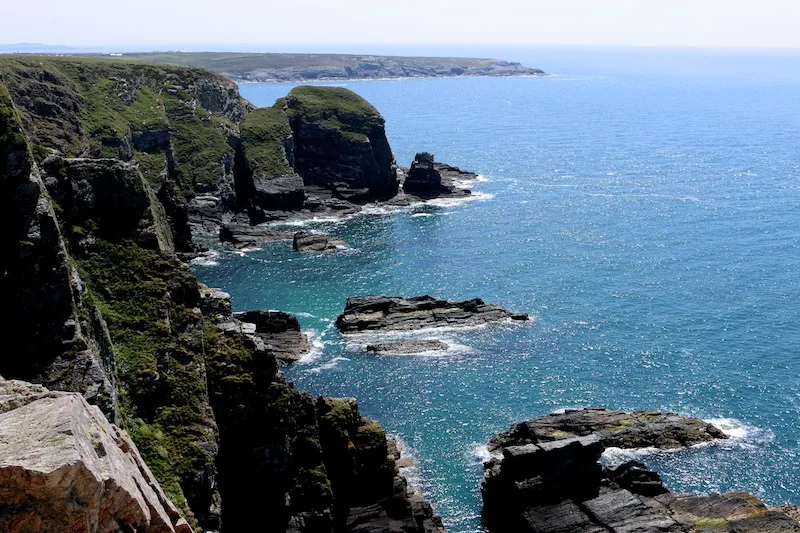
[192,46,800,532]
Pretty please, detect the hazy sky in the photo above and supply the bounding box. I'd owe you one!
[4,0,800,49]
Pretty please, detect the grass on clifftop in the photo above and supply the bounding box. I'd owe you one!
[240,105,292,177]
[286,86,379,118]
[77,239,216,525]
[0,82,28,166]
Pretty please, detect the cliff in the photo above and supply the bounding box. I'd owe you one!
[0,62,443,533]
[101,52,547,82]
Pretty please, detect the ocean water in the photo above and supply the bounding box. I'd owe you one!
[194,48,800,532]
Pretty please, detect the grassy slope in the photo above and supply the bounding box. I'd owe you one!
[285,86,381,142]
[239,105,292,177]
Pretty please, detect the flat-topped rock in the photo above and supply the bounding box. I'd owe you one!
[488,407,726,451]
[293,231,348,252]
[366,339,450,354]
[335,295,529,333]
[481,409,799,533]
[219,223,293,248]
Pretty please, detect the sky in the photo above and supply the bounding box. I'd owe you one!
[3,0,800,49]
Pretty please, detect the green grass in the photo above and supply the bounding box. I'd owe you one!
[240,106,292,177]
[0,82,28,167]
[287,86,379,118]
[77,239,215,525]
[0,55,242,196]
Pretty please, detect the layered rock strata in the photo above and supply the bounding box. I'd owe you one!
[482,408,799,533]
[336,295,529,333]
[293,231,348,252]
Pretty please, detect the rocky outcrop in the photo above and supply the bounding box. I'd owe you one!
[293,231,348,252]
[403,152,473,199]
[336,295,529,333]
[200,287,445,533]
[0,379,191,533]
[232,310,309,364]
[219,222,293,248]
[285,86,399,201]
[481,409,799,533]
[366,339,450,354]
[488,408,727,451]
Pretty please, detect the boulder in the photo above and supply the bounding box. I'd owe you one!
[293,232,348,252]
[365,339,450,354]
[336,295,529,333]
[0,380,191,533]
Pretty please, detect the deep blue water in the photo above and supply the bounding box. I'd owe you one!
[195,48,800,532]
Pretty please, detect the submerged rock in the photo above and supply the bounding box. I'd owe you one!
[481,409,800,533]
[366,339,450,354]
[336,295,529,333]
[0,380,191,533]
[403,152,473,199]
[293,231,348,252]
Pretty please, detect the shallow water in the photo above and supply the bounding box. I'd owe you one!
[195,48,800,532]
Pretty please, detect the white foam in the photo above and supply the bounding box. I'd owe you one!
[343,316,530,341]
[425,191,495,208]
[190,251,220,267]
[305,356,350,373]
[469,443,501,465]
[391,434,421,490]
[704,418,769,442]
[296,329,327,365]
[411,213,434,218]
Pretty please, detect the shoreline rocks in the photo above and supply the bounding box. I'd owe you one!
[336,295,529,333]
[293,231,348,252]
[481,408,800,533]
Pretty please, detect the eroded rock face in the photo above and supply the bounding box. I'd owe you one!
[232,310,310,364]
[219,222,293,248]
[293,231,348,252]
[482,409,799,533]
[488,408,726,451]
[336,295,529,333]
[285,86,399,201]
[0,380,191,533]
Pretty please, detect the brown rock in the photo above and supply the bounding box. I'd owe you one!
[0,380,191,533]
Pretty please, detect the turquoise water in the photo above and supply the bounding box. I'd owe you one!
[195,49,800,532]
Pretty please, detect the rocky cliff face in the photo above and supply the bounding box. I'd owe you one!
[284,86,399,201]
[0,69,444,532]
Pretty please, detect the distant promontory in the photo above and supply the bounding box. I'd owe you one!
[96,51,547,82]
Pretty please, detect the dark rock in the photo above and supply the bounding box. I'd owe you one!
[285,86,399,201]
[293,232,348,252]
[219,222,293,248]
[252,172,306,212]
[488,407,726,451]
[336,295,529,333]
[480,410,794,533]
[231,310,310,364]
[403,152,473,199]
[365,339,450,354]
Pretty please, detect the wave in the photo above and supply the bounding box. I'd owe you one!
[343,316,529,341]
[468,443,502,465]
[296,329,328,365]
[189,251,220,267]
[391,434,420,489]
[600,417,774,466]
[424,191,495,208]
[304,356,350,373]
